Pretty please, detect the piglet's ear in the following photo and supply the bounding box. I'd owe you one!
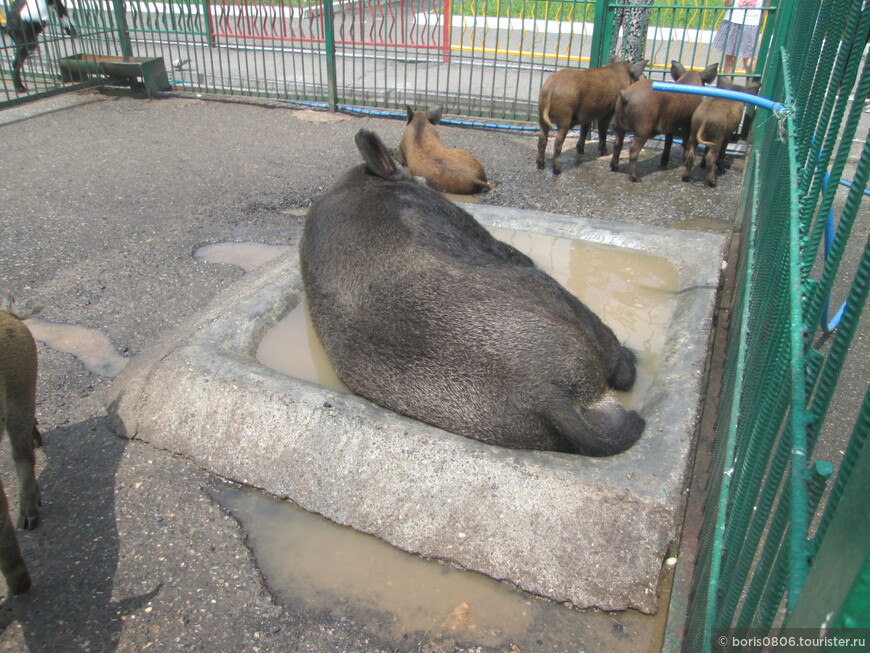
[700,63,719,84]
[355,130,405,181]
[629,59,648,80]
[670,61,687,81]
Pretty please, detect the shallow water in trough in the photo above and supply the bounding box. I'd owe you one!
[256,228,678,412]
[194,233,679,652]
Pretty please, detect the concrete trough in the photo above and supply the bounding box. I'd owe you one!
[106,205,727,614]
[58,54,171,95]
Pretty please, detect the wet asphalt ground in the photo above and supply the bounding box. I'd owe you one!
[0,87,756,652]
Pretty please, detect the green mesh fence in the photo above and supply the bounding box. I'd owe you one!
[680,1,870,650]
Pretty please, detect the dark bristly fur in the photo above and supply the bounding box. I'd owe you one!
[611,61,719,182]
[537,59,647,175]
[300,130,644,456]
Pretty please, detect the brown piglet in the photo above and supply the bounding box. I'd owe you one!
[0,308,43,595]
[683,77,761,187]
[611,61,719,182]
[537,59,648,174]
[399,106,493,194]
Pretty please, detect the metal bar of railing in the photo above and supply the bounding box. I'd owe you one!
[322,0,337,109]
[111,0,134,56]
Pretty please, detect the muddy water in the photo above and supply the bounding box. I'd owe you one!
[256,301,349,392]
[193,241,290,272]
[211,481,671,652]
[24,317,129,377]
[257,228,678,411]
[488,227,677,410]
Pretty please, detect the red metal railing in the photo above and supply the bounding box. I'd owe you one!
[210,0,451,59]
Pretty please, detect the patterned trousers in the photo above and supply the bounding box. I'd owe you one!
[609,1,654,63]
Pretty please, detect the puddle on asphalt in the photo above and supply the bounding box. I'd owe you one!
[17,241,290,377]
[257,229,678,411]
[194,241,290,272]
[210,481,672,652]
[24,317,129,377]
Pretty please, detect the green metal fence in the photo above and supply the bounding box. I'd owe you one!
[3,1,776,118]
[675,1,870,650]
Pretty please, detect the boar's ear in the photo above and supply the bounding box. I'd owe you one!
[427,106,443,124]
[745,78,762,95]
[406,105,415,123]
[670,61,687,81]
[629,59,648,80]
[701,63,719,84]
[355,130,405,181]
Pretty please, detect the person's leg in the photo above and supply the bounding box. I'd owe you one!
[609,8,626,60]
[713,20,737,76]
[624,3,653,62]
[735,23,759,75]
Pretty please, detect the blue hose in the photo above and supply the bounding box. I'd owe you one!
[337,104,540,131]
[275,100,541,131]
[650,82,790,115]
[818,174,870,333]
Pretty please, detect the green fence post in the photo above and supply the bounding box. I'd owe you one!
[111,0,134,58]
[322,0,338,111]
[589,0,614,69]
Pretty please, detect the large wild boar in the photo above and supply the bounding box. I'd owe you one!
[611,61,719,182]
[399,106,493,194]
[683,77,761,187]
[0,308,43,595]
[537,59,648,175]
[300,130,645,456]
